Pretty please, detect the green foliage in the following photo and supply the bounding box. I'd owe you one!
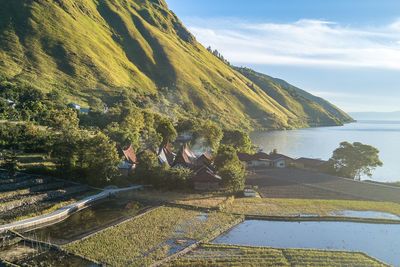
[0,149,18,176]
[221,129,254,153]
[193,120,223,152]
[155,116,177,145]
[0,122,53,152]
[215,145,246,192]
[328,142,383,180]
[134,150,191,190]
[53,130,120,186]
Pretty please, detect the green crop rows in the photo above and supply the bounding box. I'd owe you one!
[168,243,388,267]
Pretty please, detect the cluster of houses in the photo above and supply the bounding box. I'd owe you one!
[238,151,327,170]
[119,142,327,191]
[119,143,222,191]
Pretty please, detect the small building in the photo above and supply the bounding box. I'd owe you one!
[118,145,138,177]
[191,166,222,191]
[295,157,327,170]
[158,143,176,166]
[172,143,196,169]
[195,153,213,167]
[237,152,272,168]
[266,153,294,168]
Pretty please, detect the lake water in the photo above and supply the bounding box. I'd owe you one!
[251,121,400,182]
[213,220,400,266]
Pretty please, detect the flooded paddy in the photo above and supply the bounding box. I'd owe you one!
[23,198,144,245]
[213,220,400,266]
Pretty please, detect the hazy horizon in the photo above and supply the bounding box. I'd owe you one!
[167,0,400,113]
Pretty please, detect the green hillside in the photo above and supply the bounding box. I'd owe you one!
[0,0,352,130]
[236,67,353,126]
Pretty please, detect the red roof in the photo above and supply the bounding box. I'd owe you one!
[122,145,137,164]
[173,143,196,167]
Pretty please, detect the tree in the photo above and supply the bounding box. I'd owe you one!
[221,130,254,153]
[53,130,120,186]
[155,117,177,145]
[193,120,223,153]
[214,145,246,191]
[219,164,245,192]
[328,142,383,180]
[1,150,18,177]
[214,145,238,170]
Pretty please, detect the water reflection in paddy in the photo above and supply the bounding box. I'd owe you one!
[213,220,400,266]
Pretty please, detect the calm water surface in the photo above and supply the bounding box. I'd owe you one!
[251,121,400,182]
[213,220,400,266]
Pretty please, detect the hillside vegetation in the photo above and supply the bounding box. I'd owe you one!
[0,0,352,129]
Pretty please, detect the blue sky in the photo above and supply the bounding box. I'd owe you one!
[166,0,400,112]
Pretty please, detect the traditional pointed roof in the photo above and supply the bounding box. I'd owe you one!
[122,145,137,164]
[173,143,196,168]
[195,153,213,167]
[191,166,222,183]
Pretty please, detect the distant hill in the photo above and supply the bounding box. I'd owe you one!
[0,0,352,129]
[349,111,400,121]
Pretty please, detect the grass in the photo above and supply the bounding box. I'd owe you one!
[64,207,241,266]
[168,243,387,267]
[130,189,232,209]
[226,197,400,217]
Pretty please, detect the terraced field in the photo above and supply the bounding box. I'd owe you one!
[168,243,388,267]
[0,172,93,224]
[65,207,242,266]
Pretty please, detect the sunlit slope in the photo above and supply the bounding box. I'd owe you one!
[236,67,353,126]
[0,0,351,129]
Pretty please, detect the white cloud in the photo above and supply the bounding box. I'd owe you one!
[188,19,400,70]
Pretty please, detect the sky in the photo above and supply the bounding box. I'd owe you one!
[166,0,400,112]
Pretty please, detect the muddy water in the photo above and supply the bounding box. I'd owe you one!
[24,198,144,245]
[213,220,400,266]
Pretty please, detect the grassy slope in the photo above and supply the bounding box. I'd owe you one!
[236,67,353,126]
[0,0,351,129]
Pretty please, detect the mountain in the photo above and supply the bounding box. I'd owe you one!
[235,67,353,126]
[0,0,352,130]
[349,111,400,121]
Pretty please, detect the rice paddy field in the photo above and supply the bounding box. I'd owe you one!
[167,243,388,267]
[0,171,95,224]
[225,197,400,217]
[64,207,242,266]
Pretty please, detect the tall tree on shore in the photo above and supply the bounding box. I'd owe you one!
[328,142,383,180]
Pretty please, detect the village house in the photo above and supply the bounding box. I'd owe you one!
[238,151,294,169]
[118,145,137,177]
[237,152,272,168]
[158,143,176,167]
[172,143,197,169]
[190,166,222,191]
[266,153,294,168]
[295,157,327,170]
